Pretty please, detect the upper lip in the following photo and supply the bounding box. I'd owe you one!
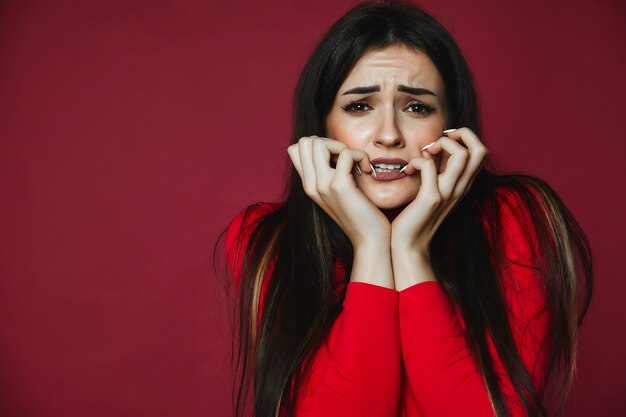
[369,157,408,166]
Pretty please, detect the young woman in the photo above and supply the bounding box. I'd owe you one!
[221,2,593,417]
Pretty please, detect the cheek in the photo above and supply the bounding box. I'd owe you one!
[403,121,446,148]
[326,114,373,149]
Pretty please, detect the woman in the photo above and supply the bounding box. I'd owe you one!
[221,2,593,417]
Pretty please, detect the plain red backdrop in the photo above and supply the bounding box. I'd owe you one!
[0,0,624,416]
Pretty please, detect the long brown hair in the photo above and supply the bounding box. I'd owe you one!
[218,3,593,417]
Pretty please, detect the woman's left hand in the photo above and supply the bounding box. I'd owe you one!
[390,128,488,290]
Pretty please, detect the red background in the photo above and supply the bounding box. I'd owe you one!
[1,0,624,416]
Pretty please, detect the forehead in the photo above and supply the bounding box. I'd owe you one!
[339,45,444,94]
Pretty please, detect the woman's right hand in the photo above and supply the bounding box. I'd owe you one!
[287,136,391,250]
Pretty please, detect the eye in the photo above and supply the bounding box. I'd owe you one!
[405,102,435,116]
[341,100,372,113]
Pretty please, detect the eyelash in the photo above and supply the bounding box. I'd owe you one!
[341,101,371,112]
[340,100,436,116]
[406,102,436,115]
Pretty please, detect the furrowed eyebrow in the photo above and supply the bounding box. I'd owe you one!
[342,86,380,95]
[397,85,437,96]
[341,85,437,96]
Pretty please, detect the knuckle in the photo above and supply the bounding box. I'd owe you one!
[423,192,441,206]
[458,148,470,160]
[473,143,487,153]
[426,198,441,209]
[317,184,330,195]
[312,138,325,148]
[330,177,351,194]
[425,159,437,169]
[338,147,352,158]
[303,183,316,196]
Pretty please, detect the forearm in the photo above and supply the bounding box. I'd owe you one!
[295,282,401,417]
[394,252,548,417]
[399,283,495,417]
[391,246,493,416]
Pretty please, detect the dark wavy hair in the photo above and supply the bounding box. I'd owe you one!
[218,2,593,417]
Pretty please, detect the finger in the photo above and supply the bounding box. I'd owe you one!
[423,128,475,173]
[311,137,347,155]
[312,138,334,193]
[443,127,479,148]
[308,137,347,169]
[411,157,439,201]
[415,136,450,173]
[436,137,470,198]
[317,138,373,175]
[287,144,304,178]
[297,137,320,199]
[448,127,489,166]
[334,147,368,178]
[440,128,489,198]
[404,157,441,227]
[441,128,488,171]
[403,139,440,175]
[348,148,372,175]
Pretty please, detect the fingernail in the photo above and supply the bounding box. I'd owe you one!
[443,128,457,136]
[353,164,362,176]
[399,165,408,173]
[420,141,436,152]
[369,163,377,178]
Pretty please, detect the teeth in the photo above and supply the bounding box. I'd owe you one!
[373,163,407,173]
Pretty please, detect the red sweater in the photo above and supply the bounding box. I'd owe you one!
[225,190,550,417]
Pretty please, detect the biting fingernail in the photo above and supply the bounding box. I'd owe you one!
[420,141,436,152]
[443,128,457,136]
[399,165,408,173]
[369,163,377,178]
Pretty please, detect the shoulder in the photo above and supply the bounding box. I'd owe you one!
[485,183,542,262]
[225,202,281,248]
[225,202,282,281]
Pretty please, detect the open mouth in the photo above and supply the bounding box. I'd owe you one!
[372,163,407,173]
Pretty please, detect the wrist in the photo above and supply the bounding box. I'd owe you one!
[353,228,391,252]
[354,237,391,254]
[391,239,429,257]
[351,240,394,290]
[391,248,436,291]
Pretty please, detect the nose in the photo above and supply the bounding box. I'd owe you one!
[375,106,404,148]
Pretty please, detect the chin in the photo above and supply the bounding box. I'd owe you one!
[364,190,416,210]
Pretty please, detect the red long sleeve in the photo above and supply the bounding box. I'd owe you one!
[398,190,550,417]
[295,282,401,417]
[225,189,551,417]
[225,205,401,417]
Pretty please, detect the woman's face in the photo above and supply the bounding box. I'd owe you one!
[326,45,448,210]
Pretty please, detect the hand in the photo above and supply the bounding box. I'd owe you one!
[390,128,488,289]
[287,136,391,250]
